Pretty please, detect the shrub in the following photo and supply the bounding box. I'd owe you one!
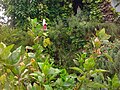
[0,18,120,90]
[0,25,33,49]
[48,14,120,68]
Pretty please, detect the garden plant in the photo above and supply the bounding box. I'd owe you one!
[0,0,120,90]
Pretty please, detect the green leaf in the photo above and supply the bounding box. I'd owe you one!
[84,57,95,70]
[38,62,51,75]
[19,65,26,74]
[27,83,32,90]
[27,30,35,37]
[0,42,6,55]
[31,18,37,27]
[9,46,22,64]
[104,53,113,62]
[4,64,19,75]
[1,44,14,60]
[55,78,63,86]
[107,76,112,88]
[38,76,43,83]
[35,24,41,32]
[44,85,53,90]
[91,69,108,74]
[70,67,84,74]
[81,53,87,59]
[96,28,111,40]
[77,75,86,82]
[38,62,44,70]
[73,59,79,66]
[43,65,50,75]
[112,74,120,89]
[48,67,60,75]
[87,82,107,88]
[43,32,48,37]
[49,67,61,81]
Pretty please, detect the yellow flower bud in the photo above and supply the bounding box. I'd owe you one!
[96,48,101,55]
[31,58,35,63]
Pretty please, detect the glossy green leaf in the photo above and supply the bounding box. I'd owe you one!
[70,67,84,74]
[44,85,53,90]
[9,46,22,64]
[84,57,95,70]
[1,44,14,60]
[112,74,120,89]
[77,75,86,82]
[91,69,108,74]
[96,28,111,40]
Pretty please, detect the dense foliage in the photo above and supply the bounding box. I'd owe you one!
[0,0,120,90]
[1,0,72,27]
[1,0,119,27]
[0,18,120,90]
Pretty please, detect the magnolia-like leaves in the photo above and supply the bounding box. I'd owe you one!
[96,28,111,41]
[9,46,22,64]
[0,42,14,61]
[93,28,111,48]
[84,57,95,70]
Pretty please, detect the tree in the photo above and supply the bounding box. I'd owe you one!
[0,0,72,28]
[0,0,119,28]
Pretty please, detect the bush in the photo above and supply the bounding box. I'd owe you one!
[0,25,33,49]
[47,14,120,68]
[0,28,120,90]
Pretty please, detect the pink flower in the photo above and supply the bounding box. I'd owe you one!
[43,19,47,31]
[43,23,47,30]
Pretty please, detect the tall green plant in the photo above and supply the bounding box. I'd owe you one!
[71,28,120,90]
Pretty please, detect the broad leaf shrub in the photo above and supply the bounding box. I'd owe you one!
[71,28,120,90]
[0,40,75,89]
[0,32,76,90]
[0,28,120,90]
[48,14,120,68]
[98,38,120,79]
[0,25,33,49]
[0,18,120,90]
